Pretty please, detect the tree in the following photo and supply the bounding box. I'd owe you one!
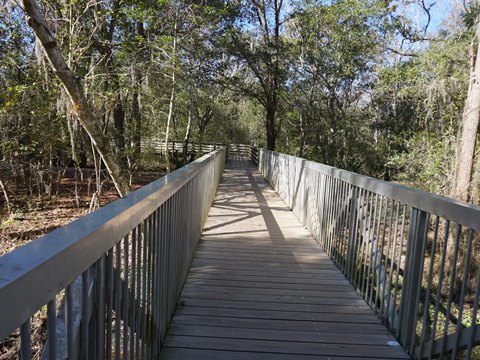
[453,20,480,202]
[221,0,287,150]
[20,0,130,196]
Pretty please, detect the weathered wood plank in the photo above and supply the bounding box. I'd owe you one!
[172,314,390,334]
[167,323,397,346]
[184,278,354,292]
[159,348,390,360]
[187,272,350,285]
[180,290,368,306]
[188,266,343,279]
[174,306,382,324]
[178,298,373,314]
[163,336,409,358]
[182,284,363,299]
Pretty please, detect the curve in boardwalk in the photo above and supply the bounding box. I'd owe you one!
[159,159,410,360]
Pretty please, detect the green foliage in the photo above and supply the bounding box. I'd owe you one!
[387,132,456,194]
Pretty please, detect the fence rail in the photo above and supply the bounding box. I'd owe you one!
[140,139,257,161]
[259,149,480,360]
[0,149,225,359]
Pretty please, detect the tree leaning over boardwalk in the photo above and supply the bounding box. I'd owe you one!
[20,0,130,197]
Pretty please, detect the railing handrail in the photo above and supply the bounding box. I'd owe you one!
[0,149,224,342]
[264,150,480,231]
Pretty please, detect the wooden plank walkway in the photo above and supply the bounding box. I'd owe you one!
[159,160,410,360]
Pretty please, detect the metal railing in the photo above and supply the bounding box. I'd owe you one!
[0,149,225,359]
[139,139,258,163]
[259,149,480,359]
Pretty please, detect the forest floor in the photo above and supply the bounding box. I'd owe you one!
[0,168,164,359]
[0,169,162,256]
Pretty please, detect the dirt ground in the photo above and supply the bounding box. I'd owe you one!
[0,170,161,256]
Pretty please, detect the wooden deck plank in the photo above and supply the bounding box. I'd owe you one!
[167,324,395,345]
[159,159,409,359]
[159,348,396,360]
[180,290,369,306]
[163,336,409,358]
[177,298,373,314]
[172,314,390,333]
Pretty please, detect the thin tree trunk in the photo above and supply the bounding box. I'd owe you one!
[164,12,178,174]
[299,113,306,158]
[453,23,480,203]
[183,104,193,163]
[113,95,126,155]
[132,86,142,160]
[21,0,129,196]
[266,102,277,150]
[0,178,12,215]
[132,21,145,161]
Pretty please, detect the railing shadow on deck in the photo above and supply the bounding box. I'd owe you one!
[259,149,480,360]
[204,160,287,238]
[0,149,226,360]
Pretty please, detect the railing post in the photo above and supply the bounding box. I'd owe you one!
[398,208,429,352]
[346,187,358,280]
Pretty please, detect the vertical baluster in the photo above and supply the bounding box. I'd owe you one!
[156,208,163,355]
[106,249,114,360]
[114,241,121,360]
[326,177,335,256]
[385,202,401,329]
[340,184,351,276]
[346,186,358,281]
[375,198,390,314]
[334,181,347,267]
[330,178,341,262]
[146,214,153,358]
[151,210,158,357]
[130,228,137,358]
[135,223,143,360]
[364,193,378,304]
[122,234,129,359]
[369,196,384,308]
[141,218,148,358]
[466,260,480,359]
[411,211,430,354]
[20,320,31,360]
[380,199,394,318]
[451,229,474,359]
[81,270,89,359]
[66,284,73,359]
[159,205,166,342]
[97,256,105,360]
[416,216,439,358]
[427,219,450,360]
[353,189,367,289]
[391,205,407,334]
[360,192,373,298]
[439,224,462,359]
[47,298,56,360]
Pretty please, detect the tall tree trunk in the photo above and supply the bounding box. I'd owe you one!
[113,96,126,156]
[266,102,277,150]
[21,0,129,196]
[183,106,193,163]
[299,113,306,158]
[164,11,178,174]
[453,23,480,203]
[132,21,145,161]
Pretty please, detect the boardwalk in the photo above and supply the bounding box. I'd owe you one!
[160,160,409,360]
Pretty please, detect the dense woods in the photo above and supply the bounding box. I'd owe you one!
[1,1,480,359]
[0,0,479,205]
